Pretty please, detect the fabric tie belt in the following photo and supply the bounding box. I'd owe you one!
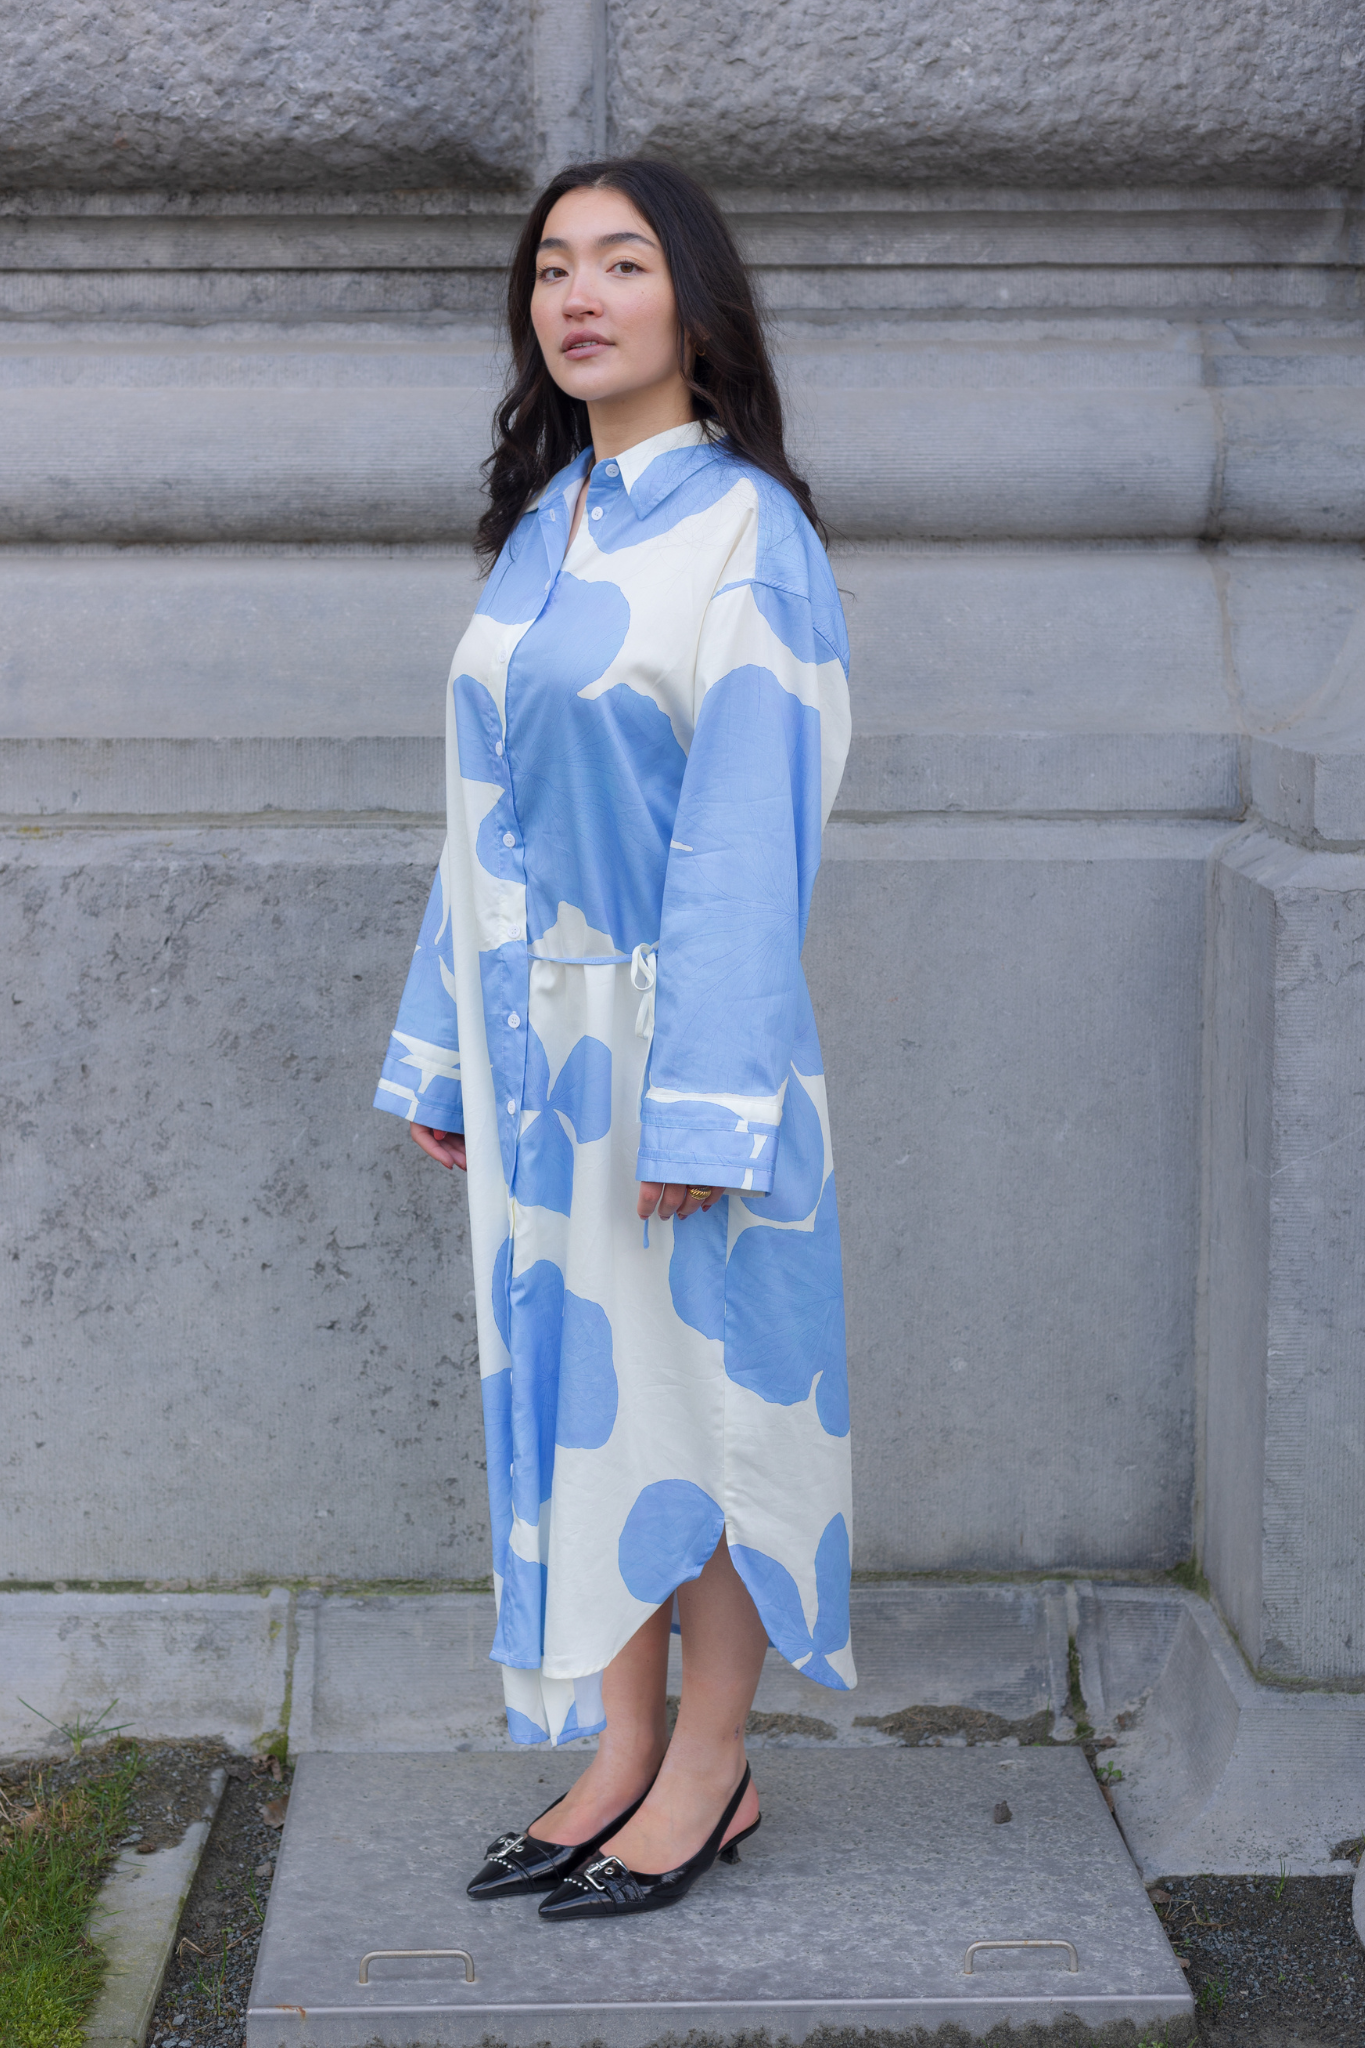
[527,942,659,1039]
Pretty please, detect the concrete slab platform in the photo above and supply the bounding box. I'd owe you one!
[246,1749,1191,2046]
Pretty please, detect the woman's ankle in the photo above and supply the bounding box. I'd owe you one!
[594,1726,668,1782]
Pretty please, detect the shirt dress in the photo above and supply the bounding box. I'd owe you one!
[374,419,856,1745]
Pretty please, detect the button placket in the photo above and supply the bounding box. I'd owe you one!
[488,690,530,1169]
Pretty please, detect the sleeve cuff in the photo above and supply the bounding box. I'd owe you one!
[373,1072,464,1128]
[636,1113,779,1194]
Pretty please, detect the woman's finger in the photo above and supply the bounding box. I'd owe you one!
[638,1181,723,1220]
[411,1123,462,1169]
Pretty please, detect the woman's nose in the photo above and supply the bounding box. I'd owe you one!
[562,273,603,318]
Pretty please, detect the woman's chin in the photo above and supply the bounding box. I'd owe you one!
[551,366,632,404]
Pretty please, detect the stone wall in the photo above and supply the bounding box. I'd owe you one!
[610,0,1365,187]
[2,0,1363,1679]
[5,0,1359,191]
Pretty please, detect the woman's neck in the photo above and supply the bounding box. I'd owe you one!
[586,379,695,463]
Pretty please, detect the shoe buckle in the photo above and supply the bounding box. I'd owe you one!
[581,1855,626,1891]
[488,1831,526,1858]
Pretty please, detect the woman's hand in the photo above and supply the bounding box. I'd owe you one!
[638,1181,724,1221]
[411,1125,467,1172]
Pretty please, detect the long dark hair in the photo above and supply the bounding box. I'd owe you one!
[475,157,823,566]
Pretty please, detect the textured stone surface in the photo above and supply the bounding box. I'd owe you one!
[818,819,1216,1573]
[1203,830,1365,1681]
[0,818,1213,1582]
[0,827,484,1585]
[1,0,1360,195]
[0,0,530,191]
[0,1591,289,1753]
[0,549,481,747]
[609,0,1365,187]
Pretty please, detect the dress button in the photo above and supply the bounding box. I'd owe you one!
[507,1012,520,1029]
[494,740,504,757]
[605,462,619,476]
[590,507,603,520]
[506,1099,516,1116]
[502,831,516,848]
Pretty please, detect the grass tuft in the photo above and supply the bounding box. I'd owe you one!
[1066,1635,1094,1738]
[1169,1555,1211,1599]
[0,1744,140,2048]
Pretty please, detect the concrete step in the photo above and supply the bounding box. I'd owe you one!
[245,1748,1192,2046]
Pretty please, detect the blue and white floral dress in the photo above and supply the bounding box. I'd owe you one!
[375,420,856,1744]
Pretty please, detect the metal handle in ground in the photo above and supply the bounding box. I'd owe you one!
[358,1949,476,1984]
[963,1938,1079,1975]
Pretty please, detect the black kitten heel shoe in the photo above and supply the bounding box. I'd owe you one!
[538,1765,757,1921]
[467,1787,653,1900]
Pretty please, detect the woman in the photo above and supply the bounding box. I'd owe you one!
[374,157,854,1921]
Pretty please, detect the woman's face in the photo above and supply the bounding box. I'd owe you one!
[531,185,688,417]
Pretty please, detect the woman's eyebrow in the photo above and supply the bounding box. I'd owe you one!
[535,231,658,254]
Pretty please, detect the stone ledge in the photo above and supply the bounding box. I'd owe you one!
[0,737,445,821]
[0,732,1246,823]
[6,1581,1360,1881]
[1248,731,1365,847]
[84,1769,227,2048]
[1093,1587,1365,1878]
[2,194,1359,274]
[0,1591,290,1759]
[3,379,1365,543]
[838,731,1244,820]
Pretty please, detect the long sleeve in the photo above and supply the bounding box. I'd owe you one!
[373,840,464,1130]
[635,501,851,1193]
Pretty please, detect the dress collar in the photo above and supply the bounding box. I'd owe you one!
[533,419,720,527]
[612,420,716,516]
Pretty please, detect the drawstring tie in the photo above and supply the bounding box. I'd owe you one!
[630,943,658,1040]
[632,941,659,1248]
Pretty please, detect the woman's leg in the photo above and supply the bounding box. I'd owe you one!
[533,1599,671,1844]
[599,1534,765,1871]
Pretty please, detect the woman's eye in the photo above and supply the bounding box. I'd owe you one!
[610,261,642,275]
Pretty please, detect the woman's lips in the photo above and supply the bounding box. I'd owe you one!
[563,334,612,358]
